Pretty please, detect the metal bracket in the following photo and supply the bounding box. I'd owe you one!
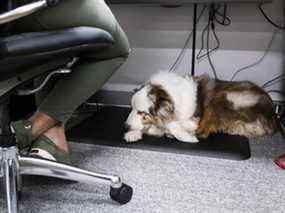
[16,57,78,96]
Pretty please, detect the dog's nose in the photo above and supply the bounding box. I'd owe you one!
[124,123,130,131]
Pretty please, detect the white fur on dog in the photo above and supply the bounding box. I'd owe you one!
[226,91,260,110]
[125,71,199,143]
[150,72,198,120]
[125,85,153,132]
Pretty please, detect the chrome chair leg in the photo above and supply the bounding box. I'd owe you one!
[4,159,18,213]
[0,146,132,213]
[19,156,122,187]
[18,156,133,204]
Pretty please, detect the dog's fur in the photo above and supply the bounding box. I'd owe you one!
[194,74,278,139]
[124,71,278,143]
[124,71,199,143]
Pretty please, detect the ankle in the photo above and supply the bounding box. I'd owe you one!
[29,112,58,138]
[43,125,69,153]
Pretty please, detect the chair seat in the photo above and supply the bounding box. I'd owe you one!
[0,27,114,80]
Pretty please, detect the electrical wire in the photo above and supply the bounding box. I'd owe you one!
[259,2,285,30]
[169,5,207,72]
[266,90,285,97]
[230,29,278,81]
[262,74,284,88]
[214,4,231,26]
[206,17,218,79]
[196,4,229,61]
[196,21,220,60]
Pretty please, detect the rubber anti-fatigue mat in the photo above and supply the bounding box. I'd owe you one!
[67,106,251,160]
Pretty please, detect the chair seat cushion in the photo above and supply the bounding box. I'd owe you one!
[0,27,114,58]
[0,27,114,80]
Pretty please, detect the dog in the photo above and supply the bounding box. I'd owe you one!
[194,74,278,139]
[124,71,200,143]
[124,71,278,143]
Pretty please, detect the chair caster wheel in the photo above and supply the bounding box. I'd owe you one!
[110,183,133,204]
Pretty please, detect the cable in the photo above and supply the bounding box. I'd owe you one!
[201,4,221,79]
[169,5,207,72]
[196,20,220,61]
[259,2,285,30]
[266,90,285,97]
[263,78,284,89]
[230,29,278,81]
[214,3,231,26]
[206,16,218,79]
[196,4,229,61]
[262,74,284,88]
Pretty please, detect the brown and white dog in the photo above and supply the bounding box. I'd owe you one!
[124,71,278,143]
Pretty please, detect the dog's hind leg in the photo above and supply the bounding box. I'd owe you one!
[196,107,218,139]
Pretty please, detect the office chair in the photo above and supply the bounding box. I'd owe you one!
[0,1,133,212]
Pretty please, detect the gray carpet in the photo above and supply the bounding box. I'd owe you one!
[1,134,285,213]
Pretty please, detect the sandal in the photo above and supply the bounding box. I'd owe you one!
[30,135,71,165]
[274,154,285,169]
[10,120,35,150]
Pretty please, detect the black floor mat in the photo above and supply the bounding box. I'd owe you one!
[67,106,251,160]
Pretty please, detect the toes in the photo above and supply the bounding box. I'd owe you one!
[124,131,142,142]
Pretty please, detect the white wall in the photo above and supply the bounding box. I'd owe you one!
[105,1,284,101]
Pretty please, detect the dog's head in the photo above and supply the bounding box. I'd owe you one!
[125,84,175,132]
[125,71,198,133]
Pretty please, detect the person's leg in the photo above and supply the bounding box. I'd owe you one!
[12,0,130,158]
[35,56,127,154]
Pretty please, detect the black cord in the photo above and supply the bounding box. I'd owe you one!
[196,21,220,60]
[262,74,285,88]
[259,2,285,30]
[169,6,207,72]
[196,4,229,61]
[266,90,285,96]
[214,4,231,26]
[206,8,218,79]
[230,29,278,81]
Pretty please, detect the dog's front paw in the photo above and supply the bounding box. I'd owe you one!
[124,130,143,143]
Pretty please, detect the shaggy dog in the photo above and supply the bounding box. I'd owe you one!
[194,74,278,139]
[124,71,278,143]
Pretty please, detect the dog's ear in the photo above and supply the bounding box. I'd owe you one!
[148,85,174,120]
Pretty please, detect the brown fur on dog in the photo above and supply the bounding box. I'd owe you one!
[147,84,175,125]
[194,75,278,139]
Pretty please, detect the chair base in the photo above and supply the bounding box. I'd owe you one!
[0,146,133,213]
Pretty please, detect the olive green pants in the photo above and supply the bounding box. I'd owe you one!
[14,0,130,123]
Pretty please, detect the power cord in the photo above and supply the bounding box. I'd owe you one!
[230,29,278,81]
[169,5,207,72]
[197,4,232,79]
[262,74,284,89]
[206,10,218,79]
[196,4,230,61]
[259,2,285,30]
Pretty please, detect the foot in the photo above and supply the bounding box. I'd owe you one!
[41,124,69,153]
[30,124,70,164]
[124,130,143,143]
[29,111,59,138]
